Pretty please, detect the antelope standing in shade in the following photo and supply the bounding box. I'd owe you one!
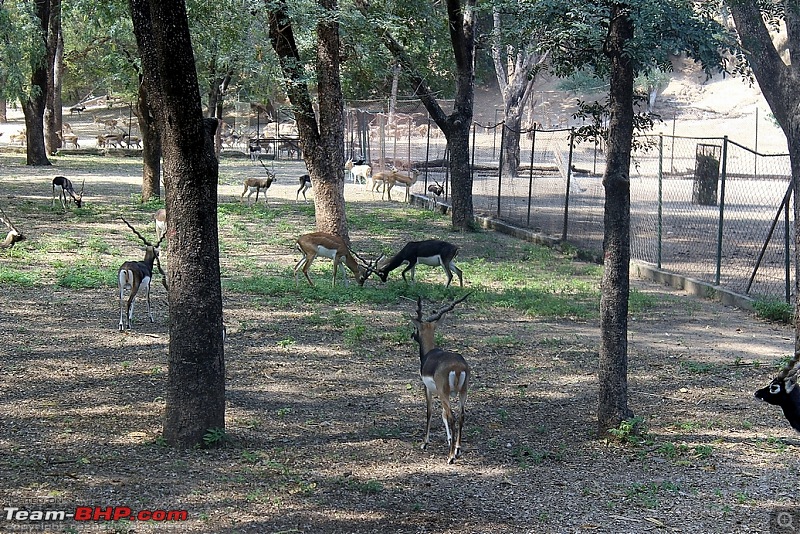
[296,174,312,203]
[52,176,84,211]
[410,293,472,463]
[118,218,167,331]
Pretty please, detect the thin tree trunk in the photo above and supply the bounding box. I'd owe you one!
[597,3,635,436]
[44,0,61,155]
[137,79,161,202]
[22,0,51,166]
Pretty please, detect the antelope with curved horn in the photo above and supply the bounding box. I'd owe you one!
[293,232,379,287]
[377,240,463,288]
[118,218,167,331]
[52,176,84,211]
[0,206,25,249]
[241,162,275,205]
[410,293,472,463]
[755,350,800,432]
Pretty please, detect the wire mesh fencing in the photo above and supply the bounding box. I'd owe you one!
[350,107,794,302]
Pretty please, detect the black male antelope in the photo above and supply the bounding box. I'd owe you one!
[411,293,472,464]
[294,232,377,287]
[118,218,166,331]
[52,176,84,211]
[0,206,25,249]
[296,174,312,203]
[377,240,463,288]
[755,351,800,432]
[241,163,275,205]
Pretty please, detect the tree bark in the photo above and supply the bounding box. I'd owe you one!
[597,3,635,436]
[21,0,51,166]
[726,1,800,350]
[44,0,61,155]
[267,0,348,238]
[137,78,161,202]
[130,0,225,448]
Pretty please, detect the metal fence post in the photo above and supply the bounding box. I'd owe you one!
[658,134,663,269]
[562,128,575,242]
[497,124,505,218]
[527,127,537,227]
[470,123,476,204]
[714,136,729,286]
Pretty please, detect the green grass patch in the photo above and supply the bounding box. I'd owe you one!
[753,298,793,324]
[0,267,39,287]
[55,261,117,289]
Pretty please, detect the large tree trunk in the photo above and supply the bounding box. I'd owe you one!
[22,0,51,166]
[130,0,225,448]
[267,0,348,237]
[354,0,476,230]
[597,3,635,436]
[137,79,161,202]
[726,1,800,350]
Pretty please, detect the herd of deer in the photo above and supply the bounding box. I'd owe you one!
[4,169,800,465]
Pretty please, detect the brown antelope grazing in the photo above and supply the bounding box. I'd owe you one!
[52,176,84,211]
[293,232,378,287]
[241,165,275,205]
[296,174,312,203]
[0,206,25,249]
[345,158,371,185]
[384,169,420,201]
[377,240,463,288]
[118,219,167,331]
[410,293,472,463]
[153,209,167,241]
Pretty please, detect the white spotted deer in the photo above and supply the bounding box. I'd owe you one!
[118,218,167,331]
[377,240,463,288]
[410,293,472,463]
[294,232,379,287]
[755,350,800,432]
[52,176,84,211]
[0,205,25,249]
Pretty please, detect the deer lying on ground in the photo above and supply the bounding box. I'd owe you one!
[410,293,472,463]
[118,218,167,331]
[241,163,275,205]
[52,176,84,211]
[293,232,378,287]
[755,350,800,432]
[0,206,25,249]
[377,240,463,288]
[296,174,312,203]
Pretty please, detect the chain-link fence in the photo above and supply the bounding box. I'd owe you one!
[348,105,794,302]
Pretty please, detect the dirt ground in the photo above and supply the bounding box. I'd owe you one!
[0,139,798,534]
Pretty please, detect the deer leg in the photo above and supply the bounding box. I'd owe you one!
[143,277,153,322]
[454,389,468,459]
[422,387,434,450]
[401,261,417,284]
[126,281,140,329]
[450,261,464,288]
[302,255,316,287]
[118,271,130,331]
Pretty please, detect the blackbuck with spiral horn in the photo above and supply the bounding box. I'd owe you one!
[0,206,25,249]
[377,240,463,288]
[294,232,380,287]
[410,293,472,463]
[117,218,167,331]
[52,176,84,211]
[241,162,275,205]
[755,350,800,432]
